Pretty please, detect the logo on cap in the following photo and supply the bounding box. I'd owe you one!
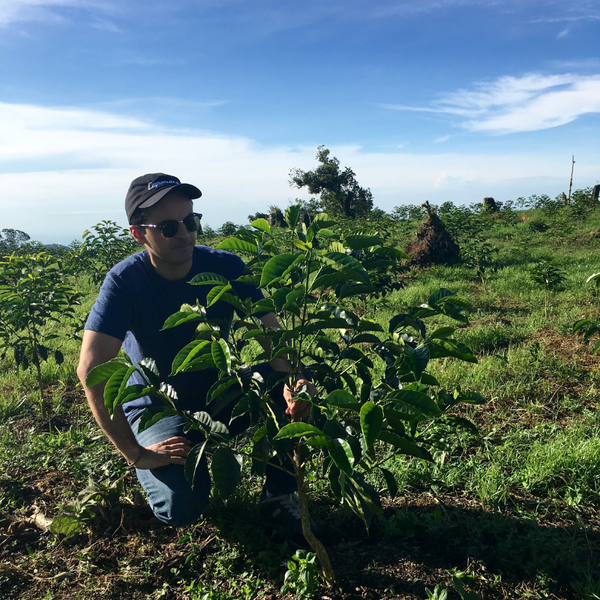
[148,180,180,191]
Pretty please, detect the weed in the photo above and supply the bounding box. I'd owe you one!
[281,550,322,600]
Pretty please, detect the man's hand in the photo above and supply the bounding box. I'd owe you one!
[133,436,192,469]
[284,378,317,423]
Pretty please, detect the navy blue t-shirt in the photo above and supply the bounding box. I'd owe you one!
[85,246,263,421]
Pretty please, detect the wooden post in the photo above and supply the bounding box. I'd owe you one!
[567,155,575,204]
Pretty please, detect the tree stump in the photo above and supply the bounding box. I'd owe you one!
[483,197,498,212]
[268,206,286,227]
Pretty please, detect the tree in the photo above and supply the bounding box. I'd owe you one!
[219,221,238,236]
[0,228,31,250]
[290,146,373,219]
[247,211,269,223]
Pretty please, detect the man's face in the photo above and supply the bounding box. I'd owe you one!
[130,191,197,276]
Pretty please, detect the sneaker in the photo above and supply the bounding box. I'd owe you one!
[259,488,320,546]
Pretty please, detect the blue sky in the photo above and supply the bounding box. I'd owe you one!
[1,0,599,244]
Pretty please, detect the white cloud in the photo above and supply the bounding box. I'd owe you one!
[386,73,600,134]
[0,101,598,244]
[434,135,450,143]
[0,0,117,27]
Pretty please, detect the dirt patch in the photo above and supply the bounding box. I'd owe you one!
[532,327,599,373]
[2,483,597,600]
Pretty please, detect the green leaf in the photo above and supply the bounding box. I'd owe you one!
[344,235,383,249]
[86,357,131,387]
[404,344,430,380]
[274,423,325,439]
[219,292,247,312]
[180,353,216,372]
[311,271,348,290]
[327,438,355,476]
[260,254,297,287]
[304,435,328,447]
[103,366,130,413]
[347,472,382,518]
[427,288,454,305]
[386,389,442,419]
[206,284,233,307]
[211,339,231,373]
[439,302,469,324]
[271,286,291,311]
[379,467,398,499]
[383,404,406,435]
[454,391,486,405]
[209,419,230,443]
[358,319,384,333]
[272,345,298,360]
[336,283,379,299]
[429,327,455,340]
[188,272,229,286]
[303,318,357,335]
[137,406,178,433]
[444,415,480,436]
[372,246,409,260]
[321,252,370,284]
[216,238,258,254]
[285,205,301,229]
[306,213,336,241]
[324,389,357,407]
[351,333,381,344]
[171,340,210,375]
[378,431,432,460]
[116,384,156,406]
[250,218,272,236]
[161,311,204,330]
[420,372,440,386]
[211,448,243,500]
[360,402,383,451]
[428,339,477,363]
[328,464,344,499]
[184,441,207,487]
[207,377,238,404]
[50,514,85,539]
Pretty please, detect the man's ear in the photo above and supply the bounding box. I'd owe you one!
[129,225,147,245]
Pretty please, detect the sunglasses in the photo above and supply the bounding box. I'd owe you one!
[138,213,203,238]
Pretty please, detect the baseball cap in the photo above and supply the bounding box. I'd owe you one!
[125,173,202,223]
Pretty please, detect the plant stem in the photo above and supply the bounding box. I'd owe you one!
[293,445,335,587]
[30,330,46,418]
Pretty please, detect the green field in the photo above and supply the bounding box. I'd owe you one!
[2,196,600,600]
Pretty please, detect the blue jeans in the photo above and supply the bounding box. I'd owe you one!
[132,365,297,527]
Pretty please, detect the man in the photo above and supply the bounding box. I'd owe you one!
[77,173,314,539]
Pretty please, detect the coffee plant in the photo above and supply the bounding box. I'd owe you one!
[87,206,485,584]
[79,220,138,285]
[0,252,83,414]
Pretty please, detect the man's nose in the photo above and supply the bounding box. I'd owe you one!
[174,222,191,238]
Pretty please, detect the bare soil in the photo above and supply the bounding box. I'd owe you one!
[2,337,600,600]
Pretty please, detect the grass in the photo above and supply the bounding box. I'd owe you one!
[2,202,600,599]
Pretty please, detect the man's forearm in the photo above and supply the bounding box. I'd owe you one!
[84,383,143,464]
